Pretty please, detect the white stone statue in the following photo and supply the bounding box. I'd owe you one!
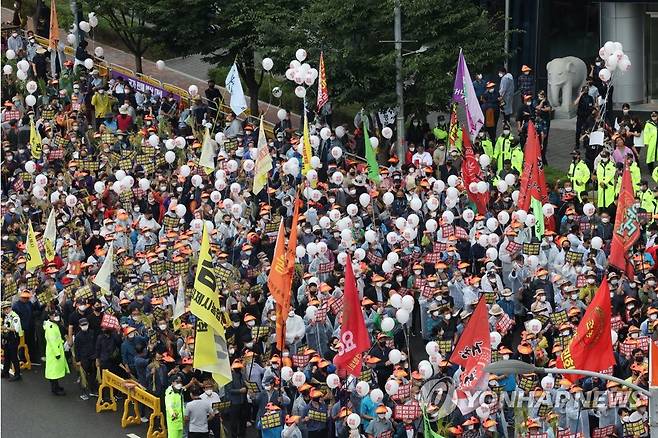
[546,56,588,119]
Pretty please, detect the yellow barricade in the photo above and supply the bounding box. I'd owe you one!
[18,335,31,370]
[96,369,166,438]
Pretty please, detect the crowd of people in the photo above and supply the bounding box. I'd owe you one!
[2,27,658,438]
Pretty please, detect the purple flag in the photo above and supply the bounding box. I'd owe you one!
[452,49,484,138]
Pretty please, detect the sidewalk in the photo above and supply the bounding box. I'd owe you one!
[0,6,297,127]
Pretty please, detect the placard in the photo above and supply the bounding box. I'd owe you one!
[307,409,327,422]
[565,251,584,264]
[592,425,615,438]
[506,241,522,253]
[523,243,540,256]
[260,411,282,429]
[244,381,260,393]
[517,374,536,392]
[212,401,231,412]
[393,402,421,421]
[623,420,647,436]
[495,314,514,334]
[550,310,568,327]
[251,326,270,340]
[589,130,604,146]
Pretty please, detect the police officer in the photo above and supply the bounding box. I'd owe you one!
[44,310,69,394]
[596,150,616,212]
[493,124,514,171]
[2,301,22,381]
[165,375,185,438]
[568,150,590,201]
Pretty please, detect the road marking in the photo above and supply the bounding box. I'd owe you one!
[126,434,141,438]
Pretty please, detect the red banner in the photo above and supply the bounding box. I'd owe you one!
[333,256,371,376]
[517,122,548,211]
[317,52,329,111]
[461,130,489,214]
[556,278,615,382]
[609,165,640,276]
[449,298,491,391]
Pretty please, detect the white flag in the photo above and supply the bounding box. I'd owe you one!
[173,275,187,321]
[199,127,216,172]
[225,63,248,116]
[92,245,114,291]
[43,209,56,261]
[252,115,272,195]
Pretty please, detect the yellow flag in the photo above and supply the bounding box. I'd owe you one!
[252,116,272,195]
[25,220,43,273]
[302,113,313,176]
[191,224,231,386]
[30,117,42,160]
[43,209,56,261]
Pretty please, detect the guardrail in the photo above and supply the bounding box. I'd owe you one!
[31,34,276,137]
[96,369,166,438]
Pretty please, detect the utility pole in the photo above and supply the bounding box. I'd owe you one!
[394,0,405,164]
[504,0,509,69]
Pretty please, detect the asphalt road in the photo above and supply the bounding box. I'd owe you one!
[1,366,149,438]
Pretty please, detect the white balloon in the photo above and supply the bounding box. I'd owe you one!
[599,68,611,82]
[261,57,273,71]
[401,295,414,311]
[542,204,554,217]
[294,86,306,98]
[385,379,399,396]
[382,192,394,206]
[426,196,440,211]
[188,85,199,96]
[497,210,510,225]
[490,332,502,349]
[306,242,318,257]
[359,193,370,207]
[477,181,488,194]
[395,308,410,324]
[5,49,16,60]
[175,204,187,218]
[425,219,438,233]
[462,209,475,223]
[410,196,422,212]
[370,388,384,404]
[346,413,361,429]
[277,108,287,121]
[442,210,455,224]
[355,381,370,397]
[305,305,318,320]
[525,214,536,227]
[191,174,203,187]
[243,159,255,172]
[17,60,29,72]
[603,41,616,56]
[79,20,91,32]
[326,373,340,389]
[24,161,36,174]
[179,165,191,178]
[479,154,491,167]
[67,33,76,45]
[407,214,419,228]
[541,375,555,391]
[446,187,459,200]
[486,247,498,261]
[381,317,395,332]
[486,218,498,232]
[175,136,187,148]
[148,134,160,147]
[292,371,306,387]
[281,366,293,381]
[2,64,12,75]
[94,46,104,57]
[497,180,508,193]
[94,181,105,194]
[381,260,393,274]
[320,127,332,140]
[591,236,603,250]
[138,178,150,191]
[418,360,433,379]
[370,137,379,149]
[65,194,77,207]
[504,174,516,186]
[26,80,38,94]
[354,248,366,261]
[156,60,165,71]
[16,69,27,81]
[583,202,596,217]
[382,126,393,139]
[335,126,346,138]
[388,349,402,365]
[84,58,94,70]
[447,175,459,187]
[165,151,176,164]
[515,209,527,223]
[330,147,342,159]
[295,48,307,62]
[425,341,439,356]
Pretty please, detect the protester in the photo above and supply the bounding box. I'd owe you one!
[1,29,655,438]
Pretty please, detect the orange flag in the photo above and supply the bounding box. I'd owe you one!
[49,0,59,50]
[267,193,301,351]
[556,278,615,382]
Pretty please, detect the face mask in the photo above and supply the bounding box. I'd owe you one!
[623,110,629,115]
[269,315,276,322]
[630,332,639,339]
[289,311,295,317]
[414,270,422,275]
[396,276,403,282]
[503,130,510,135]
[128,333,136,339]
[158,324,167,330]
[232,322,240,328]
[498,73,504,78]
[505,296,513,301]
[444,314,451,320]
[601,218,610,223]
[502,354,510,360]
[587,279,595,285]
[539,296,546,302]
[53,316,61,322]
[9,208,15,213]
[561,331,570,337]
[79,305,88,311]
[204,389,213,396]
[173,383,183,390]
[651,314,658,321]
[378,414,386,419]
[246,320,255,327]
[263,385,272,391]
[245,342,254,348]
[81,325,89,331]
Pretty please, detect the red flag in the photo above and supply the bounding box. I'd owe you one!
[333,256,370,376]
[517,122,548,211]
[316,52,329,111]
[449,298,491,392]
[556,278,615,382]
[609,164,640,276]
[460,130,489,214]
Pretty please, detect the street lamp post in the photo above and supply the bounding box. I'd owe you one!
[485,360,656,435]
[394,0,405,164]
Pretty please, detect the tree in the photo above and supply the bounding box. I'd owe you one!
[81,0,156,73]
[150,0,303,116]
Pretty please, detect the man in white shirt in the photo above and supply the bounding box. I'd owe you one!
[411,145,433,168]
[185,386,215,438]
[198,380,223,438]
